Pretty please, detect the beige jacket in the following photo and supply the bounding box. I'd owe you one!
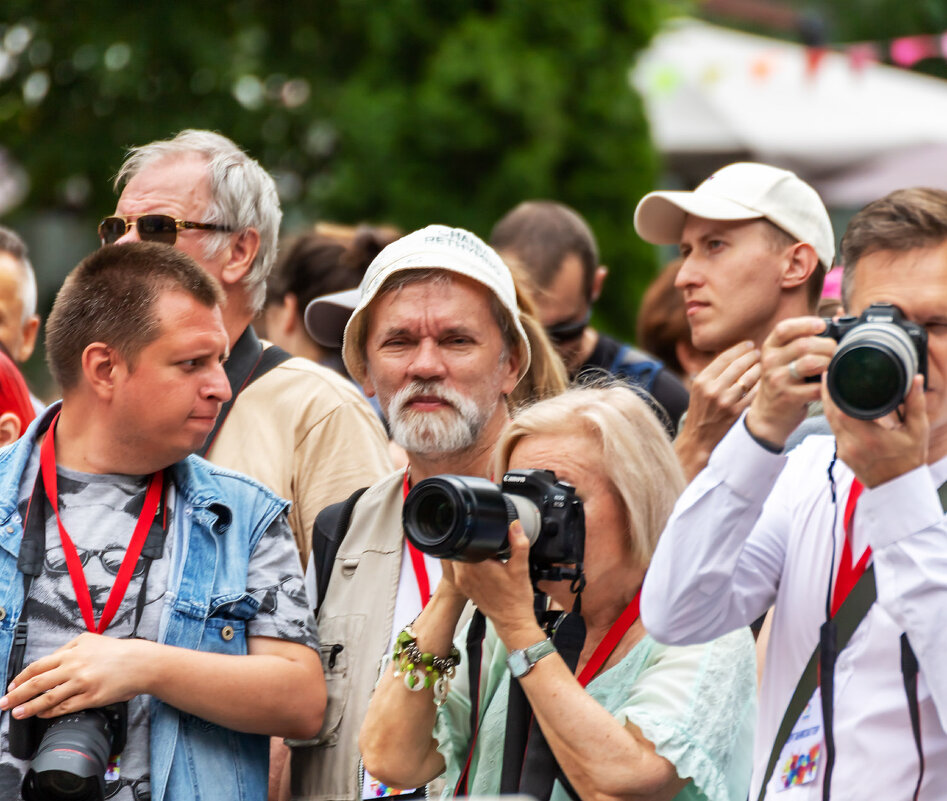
[289,470,406,801]
[206,349,392,564]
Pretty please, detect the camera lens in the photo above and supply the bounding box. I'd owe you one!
[21,711,114,801]
[413,492,458,544]
[403,475,512,561]
[827,322,917,419]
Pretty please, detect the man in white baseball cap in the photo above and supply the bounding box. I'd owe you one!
[287,225,531,801]
[634,162,835,479]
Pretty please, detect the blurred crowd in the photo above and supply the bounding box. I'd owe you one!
[0,130,945,801]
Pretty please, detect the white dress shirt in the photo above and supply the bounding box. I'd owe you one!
[641,415,947,800]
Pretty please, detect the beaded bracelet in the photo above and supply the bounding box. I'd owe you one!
[392,625,461,705]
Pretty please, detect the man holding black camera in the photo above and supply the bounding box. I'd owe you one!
[286,225,530,801]
[0,243,325,801]
[642,188,947,798]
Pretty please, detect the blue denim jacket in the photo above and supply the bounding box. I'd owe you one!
[0,409,289,801]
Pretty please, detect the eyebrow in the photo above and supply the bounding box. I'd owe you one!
[379,324,479,339]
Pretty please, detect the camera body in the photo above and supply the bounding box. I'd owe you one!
[403,469,585,585]
[819,302,928,420]
[10,702,127,801]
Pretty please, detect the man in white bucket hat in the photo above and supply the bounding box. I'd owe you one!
[287,225,530,801]
[634,162,835,478]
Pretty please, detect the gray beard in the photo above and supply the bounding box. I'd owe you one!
[386,380,493,456]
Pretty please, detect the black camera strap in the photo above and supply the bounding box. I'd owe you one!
[453,594,587,801]
[757,473,935,801]
[500,607,585,801]
[198,326,291,458]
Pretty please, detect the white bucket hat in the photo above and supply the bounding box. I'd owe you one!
[305,225,531,385]
[634,162,836,269]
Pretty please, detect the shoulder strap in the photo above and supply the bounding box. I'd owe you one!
[756,565,877,801]
[900,633,924,801]
[198,327,292,458]
[312,486,368,609]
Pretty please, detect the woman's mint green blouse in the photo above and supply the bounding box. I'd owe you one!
[434,624,756,801]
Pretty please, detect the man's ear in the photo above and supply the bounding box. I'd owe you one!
[499,349,522,397]
[0,411,22,447]
[220,228,261,287]
[781,243,819,290]
[590,266,608,303]
[282,293,300,334]
[361,366,377,399]
[17,315,40,362]
[81,342,122,400]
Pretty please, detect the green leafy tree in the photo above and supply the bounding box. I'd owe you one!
[0,1,665,358]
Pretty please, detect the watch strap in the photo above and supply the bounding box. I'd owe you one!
[508,638,556,678]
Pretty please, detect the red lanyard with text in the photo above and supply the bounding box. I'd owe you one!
[40,412,164,634]
[830,479,872,618]
[403,471,431,609]
[575,587,642,687]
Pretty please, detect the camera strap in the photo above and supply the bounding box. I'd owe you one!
[403,470,431,609]
[757,476,928,801]
[6,414,168,686]
[197,326,291,458]
[500,604,585,801]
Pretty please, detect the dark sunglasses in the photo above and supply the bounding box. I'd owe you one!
[545,310,591,344]
[98,214,234,246]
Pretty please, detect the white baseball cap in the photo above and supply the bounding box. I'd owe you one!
[306,225,531,385]
[634,162,835,269]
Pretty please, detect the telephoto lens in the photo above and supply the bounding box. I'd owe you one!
[402,475,542,561]
[823,303,927,420]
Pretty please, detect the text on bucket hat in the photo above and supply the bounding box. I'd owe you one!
[331,225,531,385]
[633,162,835,270]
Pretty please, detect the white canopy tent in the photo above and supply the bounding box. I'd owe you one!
[631,19,947,205]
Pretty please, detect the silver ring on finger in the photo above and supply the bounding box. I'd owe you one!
[788,360,801,381]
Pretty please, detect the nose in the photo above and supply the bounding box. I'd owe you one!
[675,254,703,290]
[203,362,233,404]
[407,338,447,380]
[114,219,140,245]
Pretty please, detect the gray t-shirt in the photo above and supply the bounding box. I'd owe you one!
[0,451,318,800]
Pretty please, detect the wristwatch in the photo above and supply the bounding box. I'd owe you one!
[507,638,556,678]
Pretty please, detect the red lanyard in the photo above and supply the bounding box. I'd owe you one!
[403,471,431,609]
[830,478,873,618]
[575,587,642,687]
[40,412,164,634]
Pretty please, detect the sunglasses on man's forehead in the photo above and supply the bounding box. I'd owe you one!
[98,214,235,246]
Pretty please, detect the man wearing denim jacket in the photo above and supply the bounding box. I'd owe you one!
[0,242,325,801]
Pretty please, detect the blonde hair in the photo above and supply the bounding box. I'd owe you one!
[494,384,685,567]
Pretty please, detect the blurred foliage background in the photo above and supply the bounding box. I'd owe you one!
[2,0,945,396]
[0,0,682,396]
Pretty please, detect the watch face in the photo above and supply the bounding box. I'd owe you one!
[507,650,531,678]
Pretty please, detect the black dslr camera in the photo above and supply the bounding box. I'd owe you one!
[9,701,128,801]
[403,469,585,585]
[818,302,927,420]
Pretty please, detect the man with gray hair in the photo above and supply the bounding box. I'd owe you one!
[286,225,530,801]
[101,130,392,563]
